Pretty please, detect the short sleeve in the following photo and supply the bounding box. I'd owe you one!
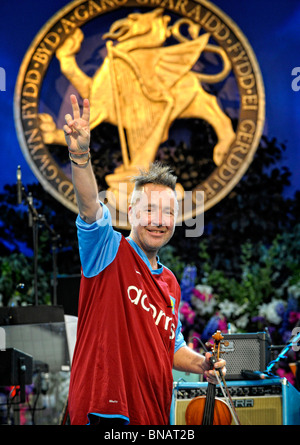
[76,203,121,277]
[174,318,186,353]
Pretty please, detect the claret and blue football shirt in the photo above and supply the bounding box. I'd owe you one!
[68,203,186,425]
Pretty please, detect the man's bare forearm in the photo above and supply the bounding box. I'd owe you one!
[63,95,102,224]
[173,346,226,384]
[173,346,206,374]
[71,159,102,223]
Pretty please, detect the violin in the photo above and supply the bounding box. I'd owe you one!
[185,331,241,425]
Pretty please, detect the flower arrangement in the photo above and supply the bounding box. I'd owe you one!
[179,264,300,346]
[171,226,300,386]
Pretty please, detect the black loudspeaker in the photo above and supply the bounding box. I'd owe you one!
[0,348,33,386]
[221,332,270,380]
[0,306,69,373]
[0,306,65,325]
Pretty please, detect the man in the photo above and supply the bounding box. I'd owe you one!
[64,94,226,425]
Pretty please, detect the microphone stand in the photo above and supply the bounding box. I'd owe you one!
[37,214,60,306]
[17,177,60,306]
[266,331,300,374]
[27,192,39,306]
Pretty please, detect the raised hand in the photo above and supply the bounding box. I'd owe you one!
[64,94,90,154]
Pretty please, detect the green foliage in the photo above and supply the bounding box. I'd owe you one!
[167,136,299,280]
[0,183,80,306]
[196,224,300,319]
[0,252,52,306]
[158,244,186,280]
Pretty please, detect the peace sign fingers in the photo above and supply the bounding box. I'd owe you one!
[70,94,81,120]
[64,95,90,152]
[81,98,90,124]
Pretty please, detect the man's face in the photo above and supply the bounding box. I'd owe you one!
[128,183,177,256]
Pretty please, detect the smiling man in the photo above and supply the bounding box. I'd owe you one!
[128,179,178,269]
[63,94,226,425]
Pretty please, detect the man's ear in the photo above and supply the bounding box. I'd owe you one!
[128,204,133,225]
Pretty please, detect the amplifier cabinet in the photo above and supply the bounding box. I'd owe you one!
[171,378,300,425]
[221,332,270,380]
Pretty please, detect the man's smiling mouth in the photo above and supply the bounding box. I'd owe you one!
[146,228,166,234]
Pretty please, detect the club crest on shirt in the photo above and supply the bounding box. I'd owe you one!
[170,296,176,314]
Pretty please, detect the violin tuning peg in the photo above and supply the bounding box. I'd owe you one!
[212,330,224,342]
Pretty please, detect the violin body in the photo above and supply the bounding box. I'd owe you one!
[185,395,232,425]
[184,331,241,426]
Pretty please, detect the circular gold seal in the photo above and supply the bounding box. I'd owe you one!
[14,0,265,228]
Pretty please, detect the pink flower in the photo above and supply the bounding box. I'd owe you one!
[218,317,227,332]
[192,332,201,350]
[193,287,213,302]
[276,368,295,386]
[180,302,195,324]
[289,311,300,324]
[193,288,206,301]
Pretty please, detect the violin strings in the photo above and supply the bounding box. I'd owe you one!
[213,370,241,425]
[203,383,215,424]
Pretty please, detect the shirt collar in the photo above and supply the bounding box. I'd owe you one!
[126,236,163,275]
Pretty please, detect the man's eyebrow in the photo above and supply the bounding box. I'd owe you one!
[143,203,158,209]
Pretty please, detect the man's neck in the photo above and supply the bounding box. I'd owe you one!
[128,234,159,270]
[147,254,158,269]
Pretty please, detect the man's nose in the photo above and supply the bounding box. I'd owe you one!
[150,210,163,226]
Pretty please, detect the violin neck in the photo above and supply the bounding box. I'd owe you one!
[202,383,216,425]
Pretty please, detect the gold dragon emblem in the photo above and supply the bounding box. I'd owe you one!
[15,1,265,227]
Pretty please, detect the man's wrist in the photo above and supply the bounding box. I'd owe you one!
[69,150,91,166]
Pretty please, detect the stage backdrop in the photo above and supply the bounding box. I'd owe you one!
[0,0,299,205]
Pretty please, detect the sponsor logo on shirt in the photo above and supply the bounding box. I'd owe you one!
[127,285,175,340]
